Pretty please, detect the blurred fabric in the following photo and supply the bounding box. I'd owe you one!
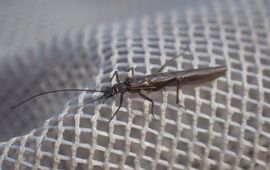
[0,0,198,55]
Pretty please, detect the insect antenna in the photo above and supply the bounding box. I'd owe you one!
[74,94,106,111]
[154,43,190,74]
[10,88,104,109]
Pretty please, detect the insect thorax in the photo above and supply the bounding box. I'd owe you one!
[112,82,128,94]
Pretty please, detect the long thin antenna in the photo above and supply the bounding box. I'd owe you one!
[10,89,104,109]
[154,43,190,74]
[73,94,106,112]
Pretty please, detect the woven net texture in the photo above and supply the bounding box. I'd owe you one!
[0,1,270,170]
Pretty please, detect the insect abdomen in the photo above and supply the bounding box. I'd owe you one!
[178,66,226,85]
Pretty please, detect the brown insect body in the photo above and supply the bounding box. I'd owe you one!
[96,65,226,122]
[11,46,227,122]
[128,66,226,89]
[11,66,227,122]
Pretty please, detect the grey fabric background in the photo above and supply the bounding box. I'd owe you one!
[0,0,197,55]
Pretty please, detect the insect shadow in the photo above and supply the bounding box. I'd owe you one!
[11,45,226,123]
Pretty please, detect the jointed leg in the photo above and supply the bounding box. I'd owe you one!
[127,67,135,77]
[108,94,123,123]
[176,79,185,109]
[154,44,190,74]
[176,80,180,104]
[150,78,185,109]
[111,71,120,83]
[138,92,156,119]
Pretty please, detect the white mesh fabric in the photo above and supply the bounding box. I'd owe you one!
[1,1,270,170]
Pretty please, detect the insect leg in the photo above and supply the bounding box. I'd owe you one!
[175,79,185,109]
[154,44,189,74]
[127,67,135,77]
[110,71,120,83]
[176,80,180,104]
[150,79,185,109]
[138,92,156,119]
[108,94,123,123]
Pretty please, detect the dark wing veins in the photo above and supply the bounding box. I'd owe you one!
[127,72,179,91]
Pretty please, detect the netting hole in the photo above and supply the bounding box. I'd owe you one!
[200,102,211,116]
[115,109,129,123]
[130,127,141,140]
[109,152,121,166]
[93,150,105,163]
[113,124,126,137]
[230,96,242,109]
[96,135,109,149]
[164,123,177,137]
[183,97,196,112]
[76,146,90,160]
[113,139,125,152]
[2,159,15,170]
[216,106,227,120]
[96,120,109,133]
[40,154,53,169]
[145,131,157,145]
[213,121,225,134]
[125,155,135,168]
[132,113,146,126]
[40,137,55,154]
[164,102,178,121]
[58,142,72,157]
[93,165,103,170]
[99,106,113,121]
[176,153,188,167]
[148,119,161,133]
[79,131,93,146]
[197,117,210,130]
[157,163,168,170]
[160,138,173,159]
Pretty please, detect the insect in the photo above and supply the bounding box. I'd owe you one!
[11,46,227,122]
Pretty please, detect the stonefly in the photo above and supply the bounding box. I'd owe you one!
[11,47,226,122]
